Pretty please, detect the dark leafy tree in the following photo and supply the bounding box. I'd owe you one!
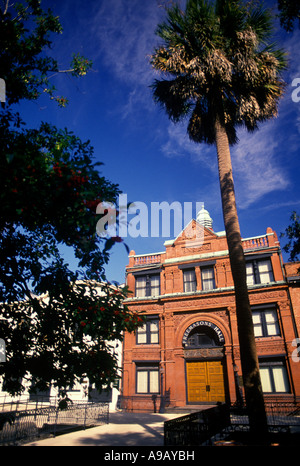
[277,0,300,32]
[0,0,92,106]
[282,212,300,261]
[0,0,143,397]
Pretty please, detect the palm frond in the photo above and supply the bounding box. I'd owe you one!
[151,78,193,123]
[246,1,273,44]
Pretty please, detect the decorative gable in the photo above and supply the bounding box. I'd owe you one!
[168,219,218,255]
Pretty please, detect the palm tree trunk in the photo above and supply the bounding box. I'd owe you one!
[214,113,268,440]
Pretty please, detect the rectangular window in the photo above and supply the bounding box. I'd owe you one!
[259,361,290,393]
[246,262,255,285]
[201,267,215,291]
[258,260,274,284]
[136,276,147,297]
[135,274,160,297]
[183,269,197,292]
[246,258,274,286]
[137,318,159,344]
[136,365,159,394]
[150,275,160,296]
[252,307,280,337]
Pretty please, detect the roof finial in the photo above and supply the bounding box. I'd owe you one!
[196,204,213,230]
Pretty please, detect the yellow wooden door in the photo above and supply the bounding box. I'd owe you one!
[186,361,208,402]
[206,361,226,402]
[186,361,225,403]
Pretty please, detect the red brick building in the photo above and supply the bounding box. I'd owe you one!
[121,207,300,412]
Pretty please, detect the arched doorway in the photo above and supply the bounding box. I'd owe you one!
[183,321,226,403]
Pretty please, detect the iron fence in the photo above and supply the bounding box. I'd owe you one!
[0,401,109,445]
[164,404,231,446]
[230,399,300,432]
[164,400,300,446]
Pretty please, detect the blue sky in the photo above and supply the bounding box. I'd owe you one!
[19,0,300,284]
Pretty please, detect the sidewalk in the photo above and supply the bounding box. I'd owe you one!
[24,411,181,447]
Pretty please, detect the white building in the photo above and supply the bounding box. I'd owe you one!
[0,281,123,412]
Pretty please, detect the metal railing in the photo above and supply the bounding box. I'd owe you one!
[164,400,300,446]
[0,400,109,445]
[231,399,300,432]
[164,404,231,446]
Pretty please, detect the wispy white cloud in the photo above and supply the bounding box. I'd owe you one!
[77,0,166,120]
[161,121,217,169]
[231,123,290,209]
[257,199,300,213]
[159,118,290,210]
[89,0,162,86]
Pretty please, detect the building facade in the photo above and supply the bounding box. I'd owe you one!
[121,207,300,412]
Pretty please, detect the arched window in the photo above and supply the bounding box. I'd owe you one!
[185,326,220,348]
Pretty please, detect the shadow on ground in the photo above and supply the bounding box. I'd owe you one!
[77,412,168,446]
[24,412,178,446]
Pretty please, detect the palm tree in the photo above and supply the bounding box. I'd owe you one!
[150,0,286,439]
